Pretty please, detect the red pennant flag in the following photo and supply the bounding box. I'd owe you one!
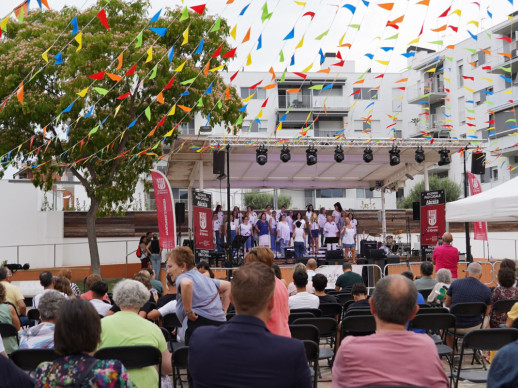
[80,139,84,151]
[418,24,424,36]
[157,116,167,127]
[30,136,35,150]
[350,89,361,96]
[261,98,269,108]
[482,65,491,71]
[337,51,343,60]
[125,63,137,76]
[462,75,475,81]
[439,6,451,17]
[230,71,239,82]
[88,71,106,80]
[303,12,315,19]
[223,48,237,58]
[0,100,7,113]
[211,44,223,58]
[498,36,512,43]
[117,92,131,100]
[249,80,262,89]
[293,72,307,79]
[163,76,175,90]
[332,60,345,67]
[97,9,110,30]
[0,27,2,38]
[375,74,385,79]
[190,4,206,14]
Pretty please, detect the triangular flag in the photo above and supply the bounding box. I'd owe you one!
[156,92,164,104]
[42,49,49,63]
[246,53,252,66]
[195,39,204,54]
[168,46,175,62]
[284,28,295,40]
[116,53,123,70]
[146,46,153,63]
[77,88,89,97]
[97,9,109,30]
[54,52,63,65]
[149,9,162,23]
[149,27,167,37]
[242,28,251,43]
[190,4,206,15]
[211,17,221,32]
[204,82,213,95]
[75,32,82,52]
[223,48,237,58]
[295,35,304,49]
[17,83,24,104]
[180,7,189,21]
[88,71,106,80]
[178,105,192,112]
[149,65,158,80]
[175,61,186,72]
[126,63,137,76]
[70,16,79,35]
[182,27,189,45]
[212,44,223,58]
[167,105,176,116]
[378,3,394,10]
[230,25,237,40]
[136,31,143,48]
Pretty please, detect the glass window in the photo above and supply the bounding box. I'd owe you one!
[316,189,344,198]
[356,188,373,198]
[457,60,463,88]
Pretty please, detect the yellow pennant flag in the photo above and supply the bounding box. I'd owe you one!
[246,53,252,66]
[164,128,175,137]
[230,25,237,40]
[338,33,346,46]
[0,16,9,31]
[243,93,255,103]
[256,109,263,119]
[467,20,479,27]
[302,63,313,72]
[480,77,492,83]
[295,35,304,49]
[449,9,461,16]
[376,60,390,66]
[114,104,122,117]
[175,61,186,72]
[463,86,474,93]
[444,77,451,82]
[77,88,89,98]
[294,1,306,5]
[209,64,225,72]
[146,46,153,63]
[425,68,436,73]
[182,27,189,46]
[75,32,82,52]
[42,49,50,63]
[408,37,420,45]
[167,105,176,116]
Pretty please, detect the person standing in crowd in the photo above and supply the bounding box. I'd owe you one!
[305,204,314,249]
[277,214,291,255]
[342,217,357,263]
[166,247,230,344]
[293,212,305,233]
[149,233,162,281]
[277,206,287,221]
[293,221,306,259]
[309,212,320,257]
[232,206,242,226]
[0,283,20,355]
[318,207,327,247]
[215,204,224,225]
[270,210,278,253]
[213,212,223,253]
[138,235,151,269]
[332,202,343,224]
[432,232,460,278]
[324,215,339,251]
[246,206,258,246]
[286,210,294,241]
[225,214,237,253]
[265,205,273,222]
[239,215,253,254]
[255,213,270,247]
[337,210,346,241]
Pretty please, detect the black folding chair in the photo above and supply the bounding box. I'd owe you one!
[344,308,373,318]
[162,313,182,332]
[339,315,376,345]
[318,303,342,320]
[290,308,322,317]
[325,289,339,295]
[302,340,319,388]
[95,346,162,388]
[0,322,19,352]
[10,348,60,371]
[449,302,487,343]
[418,288,434,300]
[335,293,353,306]
[491,299,518,326]
[416,307,449,315]
[289,312,315,324]
[452,328,518,388]
[293,317,338,366]
[226,312,235,321]
[289,324,319,344]
[172,346,189,388]
[27,309,40,322]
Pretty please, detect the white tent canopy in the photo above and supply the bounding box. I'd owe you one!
[446,176,518,222]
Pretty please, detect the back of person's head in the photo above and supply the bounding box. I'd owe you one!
[153,233,158,240]
[500,259,516,271]
[306,259,317,270]
[38,290,66,322]
[272,264,282,280]
[58,269,73,281]
[142,268,154,278]
[372,275,417,325]
[420,262,434,277]
[54,299,100,356]
[435,268,452,284]
[86,274,102,289]
[312,274,328,292]
[401,271,414,281]
[244,247,274,267]
[133,273,152,290]
[196,261,211,271]
[293,262,307,273]
[138,269,152,279]
[113,279,150,309]
[54,277,72,296]
[498,268,516,288]
[0,267,8,281]
[231,262,275,316]
[90,281,108,298]
[467,262,482,277]
[442,232,453,244]
[295,220,301,228]
[39,271,54,288]
[168,247,195,271]
[351,283,368,296]
[293,270,308,289]
[342,262,352,272]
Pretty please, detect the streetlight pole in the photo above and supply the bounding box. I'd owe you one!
[226,144,232,270]
[463,145,472,262]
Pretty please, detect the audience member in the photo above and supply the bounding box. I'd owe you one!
[58,269,81,297]
[80,274,110,303]
[0,333,35,388]
[196,261,215,279]
[427,268,452,304]
[506,301,518,327]
[488,339,518,387]
[490,268,518,328]
[332,275,449,388]
[446,262,492,336]
[288,270,319,310]
[432,232,459,278]
[53,276,73,298]
[346,283,370,311]
[34,299,133,387]
[88,281,111,317]
[19,291,66,349]
[143,268,164,294]
[312,274,338,304]
[272,264,288,287]
[244,247,290,337]
[414,261,437,291]
[306,259,317,283]
[0,283,20,354]
[33,271,55,309]
[287,263,314,295]
[189,262,311,388]
[499,259,517,287]
[335,262,363,291]
[99,279,171,387]
[157,274,176,308]
[401,271,426,304]
[166,247,230,345]
[132,273,159,319]
[0,267,26,318]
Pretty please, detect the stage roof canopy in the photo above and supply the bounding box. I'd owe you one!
[165,136,475,190]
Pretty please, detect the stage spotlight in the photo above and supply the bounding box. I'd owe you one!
[256,144,267,166]
[438,148,450,166]
[389,146,400,166]
[363,147,373,163]
[280,145,291,163]
[306,145,317,166]
[334,145,344,163]
[415,146,425,163]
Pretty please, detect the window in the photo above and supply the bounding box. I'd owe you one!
[240,88,266,99]
[457,60,463,88]
[433,171,449,179]
[504,72,518,89]
[316,189,345,198]
[356,188,373,199]
[353,88,378,100]
[458,96,465,124]
[491,167,498,181]
[481,168,497,183]
[478,49,488,66]
[470,52,478,67]
[304,189,314,205]
[244,120,267,133]
[178,121,195,135]
[476,87,493,105]
[149,188,188,211]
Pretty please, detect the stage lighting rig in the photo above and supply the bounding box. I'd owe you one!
[334,145,344,163]
[306,145,317,166]
[415,146,425,163]
[280,145,291,163]
[363,147,373,163]
[256,144,268,165]
[389,146,400,166]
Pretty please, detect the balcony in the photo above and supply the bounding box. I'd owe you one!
[278,93,349,112]
[407,80,447,105]
[410,113,451,138]
[488,48,518,74]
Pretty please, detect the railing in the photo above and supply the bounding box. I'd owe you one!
[407,81,446,101]
[278,94,348,110]
[278,94,312,109]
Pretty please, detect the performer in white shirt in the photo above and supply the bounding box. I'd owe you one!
[239,216,253,253]
[318,207,327,247]
[323,215,339,251]
[277,215,291,255]
[332,202,343,224]
[213,213,223,252]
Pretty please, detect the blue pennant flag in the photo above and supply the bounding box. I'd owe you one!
[168,46,174,62]
[180,90,190,96]
[204,82,213,95]
[322,84,334,90]
[149,9,162,23]
[239,104,248,112]
[319,49,325,64]
[128,118,138,128]
[401,52,415,58]
[62,101,75,113]
[195,39,204,54]
[85,107,94,118]
[149,27,167,37]
[380,47,394,52]
[284,28,295,40]
[364,53,374,59]
[290,55,295,66]
[343,4,356,14]
[257,34,262,50]
[279,113,287,122]
[70,16,78,35]
[54,52,63,65]
[240,3,250,15]
[468,30,478,41]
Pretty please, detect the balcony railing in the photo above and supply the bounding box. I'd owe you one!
[278,93,348,110]
[407,81,446,102]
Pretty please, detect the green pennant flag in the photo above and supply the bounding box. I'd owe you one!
[136,31,143,48]
[358,68,370,80]
[197,97,203,107]
[55,113,62,123]
[499,66,512,73]
[400,65,412,71]
[88,126,100,136]
[29,67,44,81]
[94,87,109,95]
[236,115,243,125]
[261,3,272,22]
[151,141,161,150]
[315,30,329,40]
[309,84,324,90]
[211,17,221,32]
[18,10,24,23]
[180,7,189,21]
[483,101,494,105]
[465,48,477,54]
[386,33,399,40]
[217,100,222,109]
[349,24,361,29]
[149,64,158,79]
[466,108,475,113]
[145,107,151,121]
[280,68,287,82]
[181,77,196,85]
[279,50,284,62]
[445,56,453,61]
[428,40,443,45]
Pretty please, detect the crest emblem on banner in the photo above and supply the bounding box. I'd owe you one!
[428,209,437,226]
[200,212,207,229]
[157,178,166,190]
[472,177,479,190]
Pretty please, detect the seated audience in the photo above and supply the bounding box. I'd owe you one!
[81,274,111,303]
[33,271,55,309]
[132,272,159,319]
[58,269,81,297]
[34,299,133,387]
[287,263,314,295]
[0,283,20,354]
[288,270,319,310]
[54,276,73,297]
[0,267,27,326]
[401,271,426,304]
[0,333,35,388]
[332,275,449,388]
[335,262,363,291]
[427,268,452,304]
[189,262,311,388]
[346,283,370,312]
[491,268,518,328]
[487,339,518,387]
[157,274,176,308]
[272,264,288,287]
[312,274,338,304]
[88,281,111,317]
[99,279,172,387]
[19,291,66,349]
[506,301,518,327]
[414,261,437,291]
[244,247,290,337]
[306,259,317,283]
[445,262,492,334]
[196,261,215,278]
[142,268,164,294]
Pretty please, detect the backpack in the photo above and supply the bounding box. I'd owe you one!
[136,246,142,258]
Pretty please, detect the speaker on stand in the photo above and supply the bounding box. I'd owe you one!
[213,151,225,175]
[471,152,486,175]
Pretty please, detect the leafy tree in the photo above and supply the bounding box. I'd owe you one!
[0,0,242,274]
[397,175,461,209]
[244,192,292,210]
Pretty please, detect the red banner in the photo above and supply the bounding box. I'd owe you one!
[150,170,176,249]
[420,204,446,245]
[194,206,214,250]
[467,172,488,241]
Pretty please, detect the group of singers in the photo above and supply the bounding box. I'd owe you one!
[212,202,359,262]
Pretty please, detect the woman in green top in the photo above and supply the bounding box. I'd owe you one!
[0,282,21,354]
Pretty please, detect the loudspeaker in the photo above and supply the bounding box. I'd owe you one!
[213,151,225,175]
[360,240,377,258]
[413,202,420,221]
[471,152,486,175]
[366,249,386,260]
[175,202,185,224]
[182,239,194,251]
[325,249,344,264]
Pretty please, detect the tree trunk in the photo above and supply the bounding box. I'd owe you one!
[86,197,101,275]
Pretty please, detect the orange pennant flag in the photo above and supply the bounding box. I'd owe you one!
[242,27,251,43]
[263,83,277,89]
[287,88,300,93]
[395,78,408,83]
[178,105,192,112]
[17,82,24,104]
[317,68,330,73]
[269,67,276,81]
[480,48,491,55]
[107,73,122,81]
[446,44,455,49]
[225,87,230,100]
[417,0,429,5]
[156,92,165,104]
[353,79,365,85]
[390,15,404,24]
[203,61,210,76]
[378,3,394,11]
[431,25,447,32]
[116,53,123,70]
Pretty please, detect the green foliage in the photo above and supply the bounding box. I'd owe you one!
[244,192,292,210]
[397,175,461,209]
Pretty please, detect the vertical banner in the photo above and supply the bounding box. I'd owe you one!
[193,190,213,263]
[150,170,176,249]
[420,190,446,260]
[467,172,488,241]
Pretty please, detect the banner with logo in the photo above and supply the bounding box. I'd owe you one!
[150,170,176,249]
[420,190,446,259]
[315,265,364,289]
[467,172,488,241]
[193,190,213,262]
